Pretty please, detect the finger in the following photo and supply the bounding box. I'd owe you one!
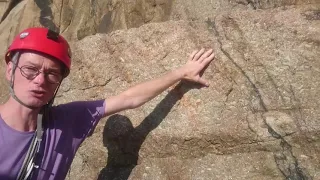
[193,48,205,61]
[201,51,215,65]
[198,77,209,87]
[199,49,214,63]
[188,50,198,61]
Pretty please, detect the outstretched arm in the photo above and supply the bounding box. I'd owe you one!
[103,48,215,117]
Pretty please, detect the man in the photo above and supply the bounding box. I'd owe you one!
[0,27,214,180]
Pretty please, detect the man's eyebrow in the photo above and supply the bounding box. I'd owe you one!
[46,67,61,72]
[22,61,38,66]
[23,61,61,72]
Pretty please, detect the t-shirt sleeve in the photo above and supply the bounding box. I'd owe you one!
[49,99,106,139]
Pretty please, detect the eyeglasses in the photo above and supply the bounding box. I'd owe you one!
[16,65,63,84]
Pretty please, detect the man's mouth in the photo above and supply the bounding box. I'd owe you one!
[30,90,46,98]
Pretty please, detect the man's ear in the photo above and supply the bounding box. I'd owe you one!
[6,61,13,81]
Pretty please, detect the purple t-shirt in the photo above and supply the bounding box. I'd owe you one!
[0,100,105,180]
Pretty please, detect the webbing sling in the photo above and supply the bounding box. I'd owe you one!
[16,111,44,180]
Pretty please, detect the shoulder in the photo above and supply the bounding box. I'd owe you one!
[51,99,105,113]
[47,99,106,137]
[48,99,106,123]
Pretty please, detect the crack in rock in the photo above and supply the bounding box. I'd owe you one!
[208,17,310,179]
[0,0,23,23]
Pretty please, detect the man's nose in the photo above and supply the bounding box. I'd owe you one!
[33,72,46,84]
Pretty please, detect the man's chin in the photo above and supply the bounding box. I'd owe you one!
[29,101,48,108]
[24,98,49,109]
[12,94,50,109]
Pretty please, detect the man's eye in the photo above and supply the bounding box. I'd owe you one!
[47,71,60,76]
[22,66,38,73]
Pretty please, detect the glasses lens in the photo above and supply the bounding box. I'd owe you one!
[19,66,62,84]
[47,73,62,84]
[20,66,38,79]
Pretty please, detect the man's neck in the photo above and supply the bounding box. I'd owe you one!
[0,98,40,132]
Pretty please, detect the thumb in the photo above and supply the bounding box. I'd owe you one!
[198,78,209,87]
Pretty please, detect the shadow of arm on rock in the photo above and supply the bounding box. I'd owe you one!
[135,80,198,136]
[98,81,203,180]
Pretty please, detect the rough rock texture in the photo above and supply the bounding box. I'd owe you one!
[0,0,320,180]
[65,6,319,179]
[0,0,110,54]
[0,0,9,21]
[2,0,318,54]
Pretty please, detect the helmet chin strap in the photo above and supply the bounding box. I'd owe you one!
[9,87,39,109]
[9,52,37,109]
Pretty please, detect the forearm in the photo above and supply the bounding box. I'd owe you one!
[121,67,186,108]
[103,48,214,116]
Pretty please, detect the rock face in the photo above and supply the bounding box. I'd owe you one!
[1,0,320,180]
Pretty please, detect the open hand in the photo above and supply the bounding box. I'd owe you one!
[181,48,215,86]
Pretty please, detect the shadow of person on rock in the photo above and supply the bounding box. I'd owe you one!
[97,81,204,180]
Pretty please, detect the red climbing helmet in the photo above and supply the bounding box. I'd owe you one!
[5,27,72,76]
